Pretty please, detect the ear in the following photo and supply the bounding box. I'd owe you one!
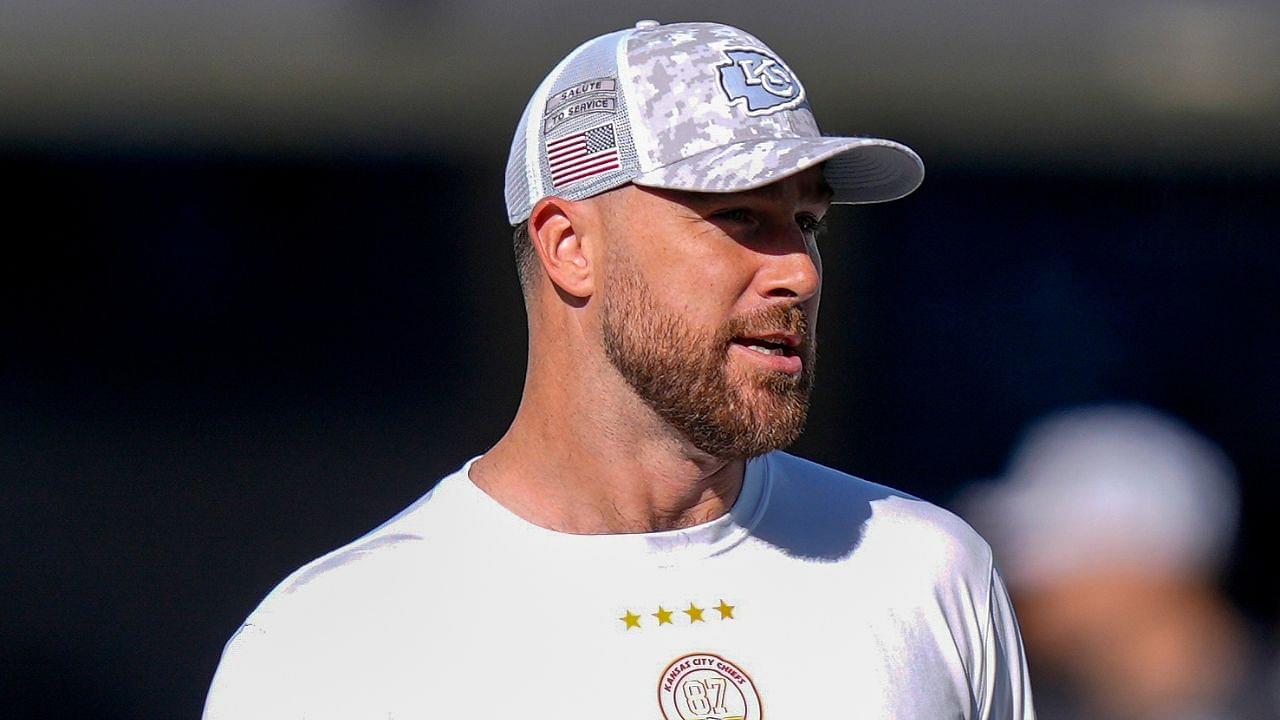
[528,196,597,299]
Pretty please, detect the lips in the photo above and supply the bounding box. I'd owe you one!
[737,333,793,356]
[729,331,805,378]
[723,304,809,376]
[730,332,801,357]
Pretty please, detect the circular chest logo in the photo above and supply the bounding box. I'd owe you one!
[658,653,762,720]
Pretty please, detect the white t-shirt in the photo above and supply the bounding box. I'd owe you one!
[204,451,1034,719]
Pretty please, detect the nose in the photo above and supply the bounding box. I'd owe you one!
[755,226,821,303]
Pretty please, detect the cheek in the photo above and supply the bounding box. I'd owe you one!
[648,253,753,319]
[623,213,757,321]
[669,268,753,327]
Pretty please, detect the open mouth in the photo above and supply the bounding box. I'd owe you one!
[730,334,800,357]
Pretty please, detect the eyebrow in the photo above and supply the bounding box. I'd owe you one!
[806,181,836,205]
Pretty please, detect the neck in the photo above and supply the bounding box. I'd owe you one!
[470,328,746,534]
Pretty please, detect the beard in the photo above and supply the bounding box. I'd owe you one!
[600,258,816,461]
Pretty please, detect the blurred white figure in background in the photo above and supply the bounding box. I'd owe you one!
[959,405,1274,720]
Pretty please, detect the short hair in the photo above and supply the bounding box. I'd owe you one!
[512,219,538,293]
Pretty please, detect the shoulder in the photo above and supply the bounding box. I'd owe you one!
[205,467,474,717]
[757,451,994,578]
[251,466,472,623]
[247,526,426,632]
[224,464,475,645]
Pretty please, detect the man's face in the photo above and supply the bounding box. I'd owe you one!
[596,168,829,460]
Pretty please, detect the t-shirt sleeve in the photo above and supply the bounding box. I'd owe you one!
[202,622,301,720]
[978,566,1037,720]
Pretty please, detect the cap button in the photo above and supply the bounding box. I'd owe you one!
[634,19,660,30]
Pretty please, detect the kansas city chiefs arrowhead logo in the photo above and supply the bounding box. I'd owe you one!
[716,48,807,116]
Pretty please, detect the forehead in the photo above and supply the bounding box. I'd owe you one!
[629,167,834,212]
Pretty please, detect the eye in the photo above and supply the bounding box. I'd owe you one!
[797,213,829,238]
[712,208,756,225]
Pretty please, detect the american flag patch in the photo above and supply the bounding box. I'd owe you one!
[547,122,620,189]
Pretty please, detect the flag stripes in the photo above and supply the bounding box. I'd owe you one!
[547,123,620,188]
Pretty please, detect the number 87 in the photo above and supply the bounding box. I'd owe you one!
[682,677,728,715]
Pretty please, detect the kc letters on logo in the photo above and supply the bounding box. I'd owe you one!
[716,48,806,116]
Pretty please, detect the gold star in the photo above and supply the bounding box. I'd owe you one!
[653,606,674,625]
[684,602,705,623]
[619,610,642,630]
[716,600,736,620]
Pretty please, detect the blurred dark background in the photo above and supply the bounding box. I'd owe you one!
[2,2,1278,718]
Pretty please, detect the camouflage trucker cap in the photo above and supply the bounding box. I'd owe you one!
[504,20,925,225]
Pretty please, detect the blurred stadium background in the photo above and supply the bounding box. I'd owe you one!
[2,2,1277,717]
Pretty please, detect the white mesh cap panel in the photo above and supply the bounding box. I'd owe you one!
[504,102,534,224]
[504,33,594,225]
[504,28,643,225]
[534,30,640,210]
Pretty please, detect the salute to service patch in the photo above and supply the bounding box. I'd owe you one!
[543,76,619,132]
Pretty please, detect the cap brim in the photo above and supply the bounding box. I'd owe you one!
[632,136,924,204]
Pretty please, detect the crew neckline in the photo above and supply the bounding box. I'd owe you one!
[452,453,774,566]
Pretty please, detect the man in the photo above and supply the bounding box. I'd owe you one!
[205,20,1034,719]
[960,405,1272,720]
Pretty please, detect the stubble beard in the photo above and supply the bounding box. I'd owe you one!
[600,260,817,461]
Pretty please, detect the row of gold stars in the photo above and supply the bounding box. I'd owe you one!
[620,600,735,630]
